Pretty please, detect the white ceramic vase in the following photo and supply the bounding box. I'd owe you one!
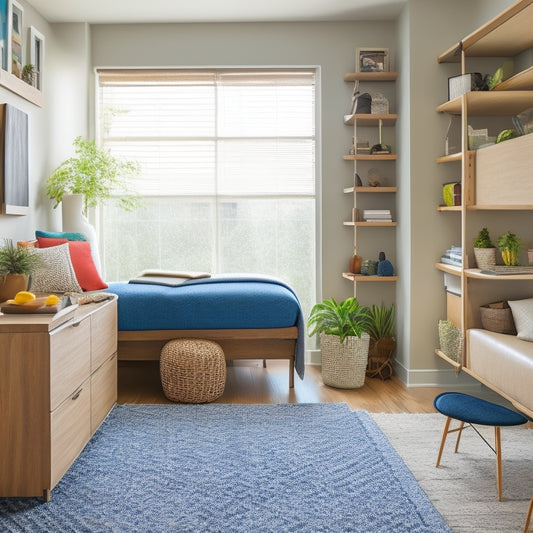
[61,193,102,275]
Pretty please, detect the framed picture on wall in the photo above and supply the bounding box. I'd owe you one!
[356,48,389,73]
[0,0,8,71]
[9,0,23,78]
[29,26,44,89]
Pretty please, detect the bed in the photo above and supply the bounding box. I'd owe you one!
[107,275,305,387]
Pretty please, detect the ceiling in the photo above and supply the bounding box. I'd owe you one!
[26,0,407,24]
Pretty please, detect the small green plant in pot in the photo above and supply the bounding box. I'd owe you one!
[473,227,496,270]
[307,297,370,389]
[0,240,43,301]
[361,302,396,380]
[497,231,522,266]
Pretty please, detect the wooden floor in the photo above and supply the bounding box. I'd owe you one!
[118,360,456,413]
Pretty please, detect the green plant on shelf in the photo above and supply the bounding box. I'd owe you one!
[497,231,522,266]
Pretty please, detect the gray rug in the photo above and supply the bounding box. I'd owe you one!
[0,403,450,532]
[372,412,533,533]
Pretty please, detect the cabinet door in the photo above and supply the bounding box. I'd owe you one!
[91,353,117,433]
[50,317,91,411]
[50,380,91,488]
[91,300,118,371]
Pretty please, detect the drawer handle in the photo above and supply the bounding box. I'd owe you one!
[71,389,82,401]
[71,320,83,328]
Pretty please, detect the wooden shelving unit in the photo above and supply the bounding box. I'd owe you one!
[343,71,398,288]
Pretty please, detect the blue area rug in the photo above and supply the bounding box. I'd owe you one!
[0,403,451,532]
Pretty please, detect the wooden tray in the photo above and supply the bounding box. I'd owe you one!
[1,295,71,314]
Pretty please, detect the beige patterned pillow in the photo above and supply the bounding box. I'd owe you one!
[508,298,533,342]
[29,243,82,293]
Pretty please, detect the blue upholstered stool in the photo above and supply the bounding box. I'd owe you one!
[433,392,528,501]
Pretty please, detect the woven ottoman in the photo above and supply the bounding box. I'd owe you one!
[160,339,226,403]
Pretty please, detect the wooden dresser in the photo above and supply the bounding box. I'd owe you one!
[0,296,117,501]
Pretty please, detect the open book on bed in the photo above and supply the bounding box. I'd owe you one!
[129,270,211,287]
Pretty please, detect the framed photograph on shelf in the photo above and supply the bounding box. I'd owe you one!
[0,0,8,71]
[10,0,23,78]
[29,26,44,90]
[356,48,389,73]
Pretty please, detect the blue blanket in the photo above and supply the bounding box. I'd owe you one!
[107,275,305,379]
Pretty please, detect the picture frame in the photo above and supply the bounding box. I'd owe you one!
[9,0,23,78]
[29,26,44,90]
[0,0,8,71]
[356,48,389,73]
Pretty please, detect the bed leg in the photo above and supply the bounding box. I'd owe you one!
[289,363,294,388]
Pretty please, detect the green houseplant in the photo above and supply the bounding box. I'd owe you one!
[0,240,43,301]
[45,136,141,216]
[497,231,522,266]
[473,227,496,270]
[361,303,396,380]
[307,297,370,389]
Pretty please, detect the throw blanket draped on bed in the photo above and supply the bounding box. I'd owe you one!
[107,275,305,380]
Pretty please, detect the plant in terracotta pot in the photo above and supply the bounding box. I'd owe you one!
[307,297,370,389]
[0,239,43,302]
[473,227,496,270]
[497,231,522,266]
[361,302,396,380]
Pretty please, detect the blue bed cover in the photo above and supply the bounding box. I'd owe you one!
[107,275,305,379]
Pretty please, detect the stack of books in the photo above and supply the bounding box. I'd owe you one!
[440,245,462,266]
[356,141,371,155]
[363,209,392,222]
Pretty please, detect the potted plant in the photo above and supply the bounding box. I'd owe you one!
[362,303,396,380]
[497,231,522,266]
[473,227,496,270]
[0,240,43,301]
[307,297,370,389]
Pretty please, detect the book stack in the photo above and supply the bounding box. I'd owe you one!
[356,141,370,155]
[440,245,462,266]
[363,209,392,222]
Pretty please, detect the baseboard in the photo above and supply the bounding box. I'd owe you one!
[394,360,482,389]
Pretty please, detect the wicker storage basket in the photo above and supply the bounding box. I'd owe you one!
[480,301,516,334]
[320,332,369,389]
[438,320,463,363]
[160,339,226,403]
[474,247,497,270]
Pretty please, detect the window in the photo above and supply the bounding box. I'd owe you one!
[97,68,316,315]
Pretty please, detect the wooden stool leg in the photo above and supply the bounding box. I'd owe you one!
[495,426,503,501]
[524,496,533,533]
[436,416,452,467]
[263,359,267,368]
[454,421,465,453]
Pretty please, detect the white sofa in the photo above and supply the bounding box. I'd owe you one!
[468,328,533,416]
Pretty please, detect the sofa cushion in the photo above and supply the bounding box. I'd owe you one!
[508,298,533,341]
[468,328,533,413]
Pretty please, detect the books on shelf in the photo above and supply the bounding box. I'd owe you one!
[363,209,392,222]
[440,245,462,266]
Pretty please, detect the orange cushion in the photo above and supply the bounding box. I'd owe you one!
[37,237,108,291]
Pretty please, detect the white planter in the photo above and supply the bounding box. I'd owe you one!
[62,193,102,275]
[320,332,370,389]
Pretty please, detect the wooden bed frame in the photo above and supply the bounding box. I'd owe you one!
[117,327,299,387]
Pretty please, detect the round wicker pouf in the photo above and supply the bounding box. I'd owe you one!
[160,339,226,403]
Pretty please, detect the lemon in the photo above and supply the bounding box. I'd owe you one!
[14,291,36,304]
[45,294,60,306]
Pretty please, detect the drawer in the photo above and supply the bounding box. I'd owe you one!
[50,317,91,411]
[91,299,118,371]
[91,353,117,433]
[50,381,91,488]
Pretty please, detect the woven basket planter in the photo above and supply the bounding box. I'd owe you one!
[474,247,497,270]
[320,332,370,389]
[438,320,463,364]
[160,339,226,403]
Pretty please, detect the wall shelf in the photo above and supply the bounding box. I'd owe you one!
[343,154,397,161]
[343,114,397,126]
[342,273,398,282]
[344,186,397,194]
[0,70,43,107]
[436,91,533,115]
[344,72,398,82]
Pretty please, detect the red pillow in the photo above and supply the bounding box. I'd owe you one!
[37,237,108,291]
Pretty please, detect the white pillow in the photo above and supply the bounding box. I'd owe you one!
[508,298,533,342]
[29,243,82,293]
